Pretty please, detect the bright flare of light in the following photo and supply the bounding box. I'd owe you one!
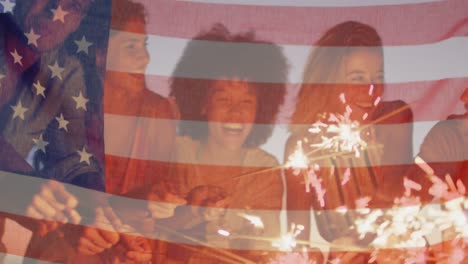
[351,171,467,264]
[238,213,264,229]
[272,223,304,252]
[285,141,309,170]
[309,112,367,158]
[414,156,434,175]
[217,229,230,237]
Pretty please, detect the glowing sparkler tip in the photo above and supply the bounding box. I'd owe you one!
[272,223,304,252]
[336,206,348,215]
[414,156,434,175]
[368,84,374,95]
[374,96,381,106]
[238,213,265,229]
[217,229,230,237]
[285,141,309,170]
[339,93,346,104]
[362,112,369,120]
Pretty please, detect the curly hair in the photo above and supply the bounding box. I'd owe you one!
[109,0,146,33]
[290,21,383,132]
[170,23,288,147]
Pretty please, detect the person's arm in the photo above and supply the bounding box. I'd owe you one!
[407,119,465,203]
[374,100,414,201]
[417,120,465,179]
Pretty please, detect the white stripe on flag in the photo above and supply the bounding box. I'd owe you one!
[174,0,440,7]
[104,114,466,166]
[0,171,464,252]
[105,32,468,84]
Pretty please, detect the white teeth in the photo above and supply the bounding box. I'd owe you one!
[223,123,243,130]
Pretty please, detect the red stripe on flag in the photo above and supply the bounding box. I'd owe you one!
[143,75,467,123]
[136,0,468,46]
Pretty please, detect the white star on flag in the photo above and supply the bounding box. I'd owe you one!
[72,91,89,111]
[11,100,28,120]
[77,147,92,165]
[32,134,49,153]
[51,5,69,23]
[48,61,64,80]
[0,0,15,13]
[55,113,69,132]
[33,80,46,98]
[74,36,93,54]
[10,49,23,66]
[24,28,41,47]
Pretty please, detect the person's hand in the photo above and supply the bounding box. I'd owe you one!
[147,191,186,219]
[186,185,229,221]
[186,185,226,206]
[107,224,152,264]
[75,207,122,255]
[203,198,229,222]
[119,232,152,263]
[26,180,80,235]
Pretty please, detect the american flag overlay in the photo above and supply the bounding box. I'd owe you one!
[0,0,466,263]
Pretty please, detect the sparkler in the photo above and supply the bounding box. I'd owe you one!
[309,111,367,159]
[238,213,265,229]
[285,141,309,173]
[284,99,371,205]
[271,223,305,251]
[350,159,467,264]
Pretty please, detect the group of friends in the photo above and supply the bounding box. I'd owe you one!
[0,0,466,263]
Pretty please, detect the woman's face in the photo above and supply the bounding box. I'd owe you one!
[23,0,92,52]
[341,48,384,119]
[105,18,149,91]
[204,80,257,151]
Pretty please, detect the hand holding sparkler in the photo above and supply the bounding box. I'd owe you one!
[110,225,152,263]
[147,190,186,219]
[74,206,122,255]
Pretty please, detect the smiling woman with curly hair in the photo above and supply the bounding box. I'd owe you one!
[162,23,289,263]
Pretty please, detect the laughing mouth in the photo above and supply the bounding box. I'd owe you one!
[222,123,245,134]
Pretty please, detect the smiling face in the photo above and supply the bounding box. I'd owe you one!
[340,47,384,120]
[23,0,92,52]
[203,80,257,151]
[105,17,149,92]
